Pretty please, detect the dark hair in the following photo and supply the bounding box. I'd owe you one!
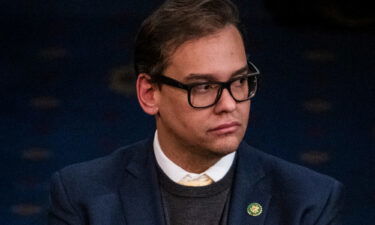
[134,0,243,78]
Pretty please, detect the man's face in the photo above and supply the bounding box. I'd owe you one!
[155,25,250,158]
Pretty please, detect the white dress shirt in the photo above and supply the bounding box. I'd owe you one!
[153,131,236,183]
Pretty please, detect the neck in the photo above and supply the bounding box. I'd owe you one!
[157,131,223,174]
[163,147,221,174]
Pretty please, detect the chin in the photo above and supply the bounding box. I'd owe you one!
[206,136,242,156]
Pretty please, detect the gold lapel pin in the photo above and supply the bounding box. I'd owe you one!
[247,202,262,216]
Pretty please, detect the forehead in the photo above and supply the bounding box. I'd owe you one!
[164,25,247,81]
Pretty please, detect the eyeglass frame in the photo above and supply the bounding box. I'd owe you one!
[151,60,260,109]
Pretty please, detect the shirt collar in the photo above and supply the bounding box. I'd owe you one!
[153,130,236,183]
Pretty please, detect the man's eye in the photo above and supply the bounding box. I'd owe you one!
[239,77,247,83]
[194,84,217,93]
[232,77,248,86]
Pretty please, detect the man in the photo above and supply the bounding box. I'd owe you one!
[48,0,344,224]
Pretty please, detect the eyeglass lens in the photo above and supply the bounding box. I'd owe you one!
[189,75,257,108]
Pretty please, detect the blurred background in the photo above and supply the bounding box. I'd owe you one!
[1,0,374,224]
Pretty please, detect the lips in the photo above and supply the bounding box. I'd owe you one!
[208,122,241,135]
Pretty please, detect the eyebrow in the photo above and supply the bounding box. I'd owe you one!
[184,65,249,82]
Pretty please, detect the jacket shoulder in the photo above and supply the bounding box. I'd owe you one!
[241,143,343,199]
[51,139,150,197]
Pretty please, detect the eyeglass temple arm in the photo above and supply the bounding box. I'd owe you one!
[153,75,190,90]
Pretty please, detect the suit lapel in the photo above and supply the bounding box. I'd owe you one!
[117,140,272,225]
[118,140,165,225]
[228,142,272,225]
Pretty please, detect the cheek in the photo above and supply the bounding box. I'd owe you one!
[241,103,251,123]
[174,107,208,130]
[161,99,210,133]
[158,89,185,111]
[182,112,210,130]
[158,91,196,124]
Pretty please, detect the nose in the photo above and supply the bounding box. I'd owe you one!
[214,88,236,113]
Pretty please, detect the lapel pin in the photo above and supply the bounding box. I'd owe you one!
[247,202,262,216]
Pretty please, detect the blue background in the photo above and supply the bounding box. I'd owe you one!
[1,0,374,224]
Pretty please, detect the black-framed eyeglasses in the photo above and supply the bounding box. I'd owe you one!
[153,60,260,109]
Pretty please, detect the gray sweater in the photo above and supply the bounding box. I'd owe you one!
[157,164,235,225]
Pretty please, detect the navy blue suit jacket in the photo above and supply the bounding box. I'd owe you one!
[48,139,344,225]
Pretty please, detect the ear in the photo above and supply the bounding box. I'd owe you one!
[136,73,160,115]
